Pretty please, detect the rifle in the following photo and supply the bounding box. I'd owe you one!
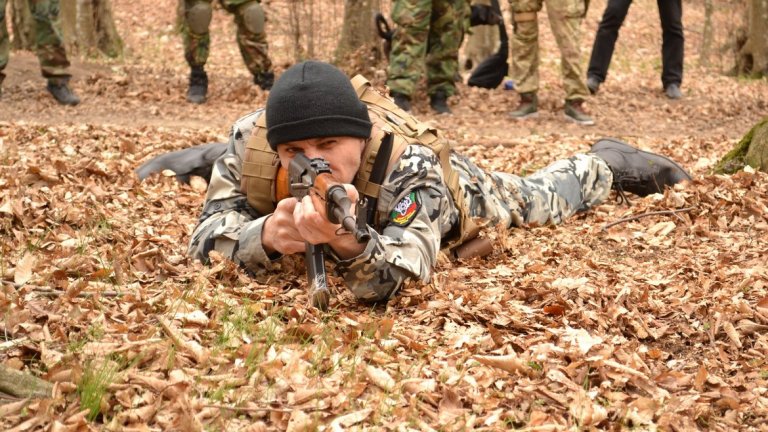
[288,154,371,311]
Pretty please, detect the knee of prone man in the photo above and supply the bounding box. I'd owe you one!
[186,1,213,35]
[238,1,266,35]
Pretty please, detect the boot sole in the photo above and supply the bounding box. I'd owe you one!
[187,96,207,104]
[564,113,595,126]
[591,138,692,181]
[510,112,539,120]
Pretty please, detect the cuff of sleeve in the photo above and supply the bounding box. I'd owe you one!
[235,216,281,268]
[330,227,378,266]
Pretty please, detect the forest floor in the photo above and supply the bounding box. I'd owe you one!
[1,0,767,430]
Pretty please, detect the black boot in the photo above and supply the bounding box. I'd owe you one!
[187,67,208,104]
[46,79,80,106]
[430,90,451,114]
[589,138,692,197]
[254,71,274,91]
[391,92,411,112]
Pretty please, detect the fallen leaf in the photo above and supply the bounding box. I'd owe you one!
[329,408,372,430]
[756,296,768,314]
[14,253,36,285]
[722,321,742,348]
[473,353,527,374]
[365,365,396,392]
[694,365,707,392]
[401,378,437,394]
[543,304,566,316]
[0,398,31,417]
[286,410,315,432]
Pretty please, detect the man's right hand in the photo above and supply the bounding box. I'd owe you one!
[262,197,305,255]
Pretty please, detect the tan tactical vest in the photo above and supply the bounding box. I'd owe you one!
[239,75,479,249]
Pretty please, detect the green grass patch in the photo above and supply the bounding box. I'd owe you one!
[78,359,120,421]
[527,361,543,371]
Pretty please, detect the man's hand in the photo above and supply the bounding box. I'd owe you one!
[470,4,502,26]
[262,198,304,255]
[262,184,368,259]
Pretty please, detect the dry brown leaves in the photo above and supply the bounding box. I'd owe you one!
[1,0,768,430]
[2,120,767,431]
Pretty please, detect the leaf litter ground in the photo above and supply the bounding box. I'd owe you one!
[1,0,767,430]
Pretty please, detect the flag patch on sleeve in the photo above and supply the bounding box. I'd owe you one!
[390,191,420,227]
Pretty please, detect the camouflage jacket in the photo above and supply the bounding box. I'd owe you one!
[188,110,460,301]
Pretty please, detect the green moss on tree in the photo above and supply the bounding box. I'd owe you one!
[714,117,768,174]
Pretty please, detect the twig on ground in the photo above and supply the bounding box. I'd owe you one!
[0,338,29,352]
[32,288,123,298]
[1,280,123,298]
[157,316,209,364]
[202,404,324,413]
[602,207,695,231]
[1,280,23,289]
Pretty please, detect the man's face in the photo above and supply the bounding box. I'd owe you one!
[276,136,367,184]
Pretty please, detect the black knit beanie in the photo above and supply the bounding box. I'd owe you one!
[266,61,373,150]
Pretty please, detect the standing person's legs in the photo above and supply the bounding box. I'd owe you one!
[29,0,70,82]
[452,151,613,228]
[544,0,588,102]
[424,0,466,98]
[0,0,9,91]
[29,0,78,104]
[387,0,433,100]
[182,0,213,69]
[227,0,273,90]
[182,0,213,103]
[586,0,631,83]
[657,0,683,89]
[508,0,542,96]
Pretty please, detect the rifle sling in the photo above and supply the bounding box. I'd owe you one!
[365,132,394,226]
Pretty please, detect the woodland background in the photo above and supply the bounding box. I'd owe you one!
[1,0,768,430]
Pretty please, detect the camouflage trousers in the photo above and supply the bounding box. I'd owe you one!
[452,152,613,228]
[386,0,470,97]
[181,0,272,76]
[0,0,70,86]
[508,0,589,100]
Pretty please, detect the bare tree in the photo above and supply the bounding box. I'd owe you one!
[699,0,713,67]
[715,117,768,174]
[735,0,768,76]
[9,0,123,57]
[335,0,383,67]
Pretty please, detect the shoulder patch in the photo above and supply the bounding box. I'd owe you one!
[390,191,420,227]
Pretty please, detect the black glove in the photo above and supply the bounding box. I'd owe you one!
[375,12,393,42]
[470,4,502,26]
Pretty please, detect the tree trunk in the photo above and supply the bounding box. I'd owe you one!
[335,0,383,69]
[9,0,123,58]
[714,117,768,174]
[736,0,768,76]
[463,24,500,72]
[699,0,713,67]
[287,0,308,61]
